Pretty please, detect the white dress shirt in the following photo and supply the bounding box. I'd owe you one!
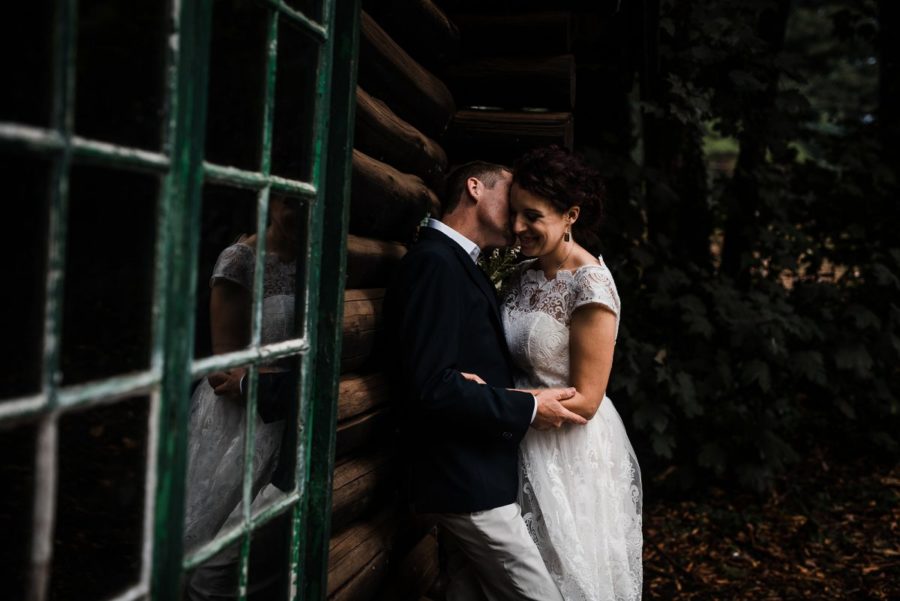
[424,219,538,424]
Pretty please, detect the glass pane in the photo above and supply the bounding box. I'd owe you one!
[247,511,292,598]
[60,166,158,384]
[270,17,319,182]
[252,355,304,515]
[183,538,242,600]
[262,194,309,346]
[204,0,269,171]
[283,0,323,23]
[0,0,53,126]
[74,0,166,150]
[0,420,37,600]
[194,185,258,360]
[50,396,150,600]
[183,362,250,554]
[1,154,49,400]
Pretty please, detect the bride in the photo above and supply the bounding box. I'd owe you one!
[501,146,642,600]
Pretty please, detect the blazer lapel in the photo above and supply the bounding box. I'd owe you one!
[420,228,504,328]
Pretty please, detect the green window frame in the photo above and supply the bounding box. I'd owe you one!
[0,0,360,598]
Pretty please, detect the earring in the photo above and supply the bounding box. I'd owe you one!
[564,228,571,242]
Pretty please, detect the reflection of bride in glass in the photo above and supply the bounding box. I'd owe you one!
[183,195,301,596]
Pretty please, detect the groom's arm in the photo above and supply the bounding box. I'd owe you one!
[391,251,534,441]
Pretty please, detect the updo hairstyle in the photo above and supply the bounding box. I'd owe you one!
[512,146,605,245]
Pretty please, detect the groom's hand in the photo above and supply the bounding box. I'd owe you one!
[531,387,587,430]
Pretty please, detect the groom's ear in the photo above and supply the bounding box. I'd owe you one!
[465,176,482,203]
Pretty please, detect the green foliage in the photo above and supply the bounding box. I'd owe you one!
[594,0,899,491]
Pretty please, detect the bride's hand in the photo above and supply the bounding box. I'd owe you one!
[460,371,486,385]
[208,368,247,397]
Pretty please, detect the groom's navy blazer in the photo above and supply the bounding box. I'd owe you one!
[384,226,535,513]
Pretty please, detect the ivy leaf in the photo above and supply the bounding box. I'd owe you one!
[698,443,726,476]
[675,372,703,417]
[836,398,856,419]
[652,433,676,459]
[729,69,765,92]
[834,345,874,378]
[790,350,827,386]
[742,359,772,393]
[846,304,881,331]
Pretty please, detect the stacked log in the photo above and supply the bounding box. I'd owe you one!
[443,11,577,164]
[331,7,455,600]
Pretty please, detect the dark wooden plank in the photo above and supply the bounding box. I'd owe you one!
[454,11,572,57]
[358,12,456,138]
[341,288,383,374]
[331,452,392,531]
[446,109,574,164]
[446,54,575,110]
[339,372,389,421]
[363,0,460,66]
[350,149,441,243]
[382,530,441,600]
[327,509,397,597]
[346,234,407,289]
[335,406,394,458]
[355,87,448,190]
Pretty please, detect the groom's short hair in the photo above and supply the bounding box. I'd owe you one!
[442,161,510,215]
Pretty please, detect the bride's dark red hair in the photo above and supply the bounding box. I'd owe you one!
[512,146,605,242]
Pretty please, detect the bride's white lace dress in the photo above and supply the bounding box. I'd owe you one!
[502,257,643,601]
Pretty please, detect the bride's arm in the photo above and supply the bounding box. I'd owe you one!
[562,304,617,420]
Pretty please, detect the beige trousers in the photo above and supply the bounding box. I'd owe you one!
[435,502,564,601]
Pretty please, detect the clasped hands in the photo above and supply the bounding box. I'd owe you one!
[460,372,586,430]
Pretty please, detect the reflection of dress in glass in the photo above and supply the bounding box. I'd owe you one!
[183,242,296,552]
[502,258,643,601]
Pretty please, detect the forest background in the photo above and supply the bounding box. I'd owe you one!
[559,0,899,595]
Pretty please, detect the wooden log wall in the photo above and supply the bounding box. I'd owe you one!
[330,2,582,598]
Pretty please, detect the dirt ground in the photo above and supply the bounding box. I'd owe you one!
[642,451,900,600]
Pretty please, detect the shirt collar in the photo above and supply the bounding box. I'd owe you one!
[425,218,481,263]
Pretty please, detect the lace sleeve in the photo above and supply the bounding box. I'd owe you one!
[572,265,621,322]
[210,243,254,290]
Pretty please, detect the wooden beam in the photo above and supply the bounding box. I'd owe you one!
[339,372,389,421]
[355,87,448,190]
[381,530,441,600]
[446,109,574,164]
[329,550,389,601]
[446,55,575,110]
[341,288,383,374]
[331,452,391,532]
[346,234,407,289]
[358,12,456,138]
[363,0,460,66]
[327,509,397,598]
[454,12,572,58]
[351,149,440,243]
[335,406,393,458]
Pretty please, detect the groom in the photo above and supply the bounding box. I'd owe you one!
[384,161,586,600]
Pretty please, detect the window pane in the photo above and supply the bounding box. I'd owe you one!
[0,420,37,601]
[74,0,167,150]
[183,360,250,555]
[183,538,242,600]
[270,18,319,182]
[204,0,269,170]
[252,355,304,515]
[50,396,150,600]
[0,0,53,126]
[60,165,158,385]
[1,154,49,400]
[261,195,310,346]
[194,184,258,360]
[283,0,323,23]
